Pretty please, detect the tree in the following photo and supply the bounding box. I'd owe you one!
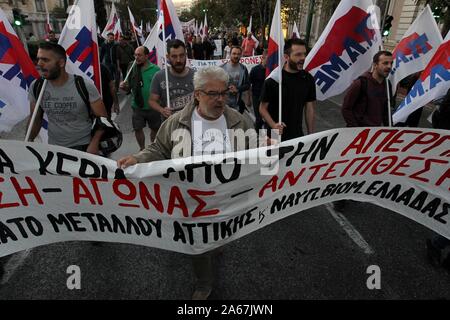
[416,0,450,36]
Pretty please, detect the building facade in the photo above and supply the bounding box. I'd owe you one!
[0,0,70,40]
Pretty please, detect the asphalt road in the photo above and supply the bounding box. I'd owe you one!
[0,91,449,300]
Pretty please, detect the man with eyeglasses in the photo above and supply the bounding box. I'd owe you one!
[149,39,195,121]
[119,46,160,150]
[117,66,256,300]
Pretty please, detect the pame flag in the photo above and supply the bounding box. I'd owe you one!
[393,32,450,124]
[389,5,443,93]
[0,8,40,132]
[304,0,382,101]
[266,0,284,77]
[60,0,101,93]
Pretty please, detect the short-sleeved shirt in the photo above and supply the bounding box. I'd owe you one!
[151,68,195,113]
[222,63,242,108]
[29,74,101,148]
[128,62,160,110]
[260,69,316,140]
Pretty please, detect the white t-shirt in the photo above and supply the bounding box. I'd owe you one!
[191,107,232,156]
[224,46,231,59]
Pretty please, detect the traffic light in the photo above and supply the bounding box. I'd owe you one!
[382,15,394,37]
[20,12,29,25]
[12,8,22,26]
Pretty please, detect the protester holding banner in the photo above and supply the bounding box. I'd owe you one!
[120,46,160,150]
[117,66,256,300]
[149,39,195,120]
[28,42,108,153]
[341,51,394,128]
[259,39,316,141]
[220,46,251,113]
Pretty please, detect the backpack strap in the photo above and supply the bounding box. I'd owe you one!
[74,75,91,118]
[356,76,368,105]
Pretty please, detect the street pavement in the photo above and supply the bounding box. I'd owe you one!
[0,91,449,300]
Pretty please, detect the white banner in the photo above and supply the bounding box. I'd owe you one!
[188,55,262,72]
[0,128,449,257]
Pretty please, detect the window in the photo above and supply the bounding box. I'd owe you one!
[35,0,45,12]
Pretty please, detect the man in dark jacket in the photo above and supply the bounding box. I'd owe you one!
[341,50,394,127]
[335,50,394,212]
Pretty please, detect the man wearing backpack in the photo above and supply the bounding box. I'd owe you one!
[28,42,108,154]
[335,50,394,212]
[341,50,394,127]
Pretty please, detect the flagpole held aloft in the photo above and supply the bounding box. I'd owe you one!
[25,80,48,142]
[161,9,171,111]
[277,1,283,128]
[373,4,393,127]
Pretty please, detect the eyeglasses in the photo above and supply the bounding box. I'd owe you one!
[199,90,229,98]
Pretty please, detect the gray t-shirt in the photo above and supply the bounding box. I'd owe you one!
[29,74,101,148]
[222,63,241,108]
[150,67,195,112]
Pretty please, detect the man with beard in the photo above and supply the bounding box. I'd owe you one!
[28,42,107,153]
[341,51,394,127]
[220,46,250,112]
[334,50,394,213]
[120,46,160,150]
[259,38,316,141]
[149,39,195,121]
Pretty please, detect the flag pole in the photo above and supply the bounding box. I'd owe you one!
[376,5,393,127]
[25,80,47,142]
[161,9,171,111]
[278,2,283,129]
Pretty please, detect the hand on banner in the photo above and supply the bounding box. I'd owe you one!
[117,155,138,169]
[272,122,286,136]
[161,107,173,118]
